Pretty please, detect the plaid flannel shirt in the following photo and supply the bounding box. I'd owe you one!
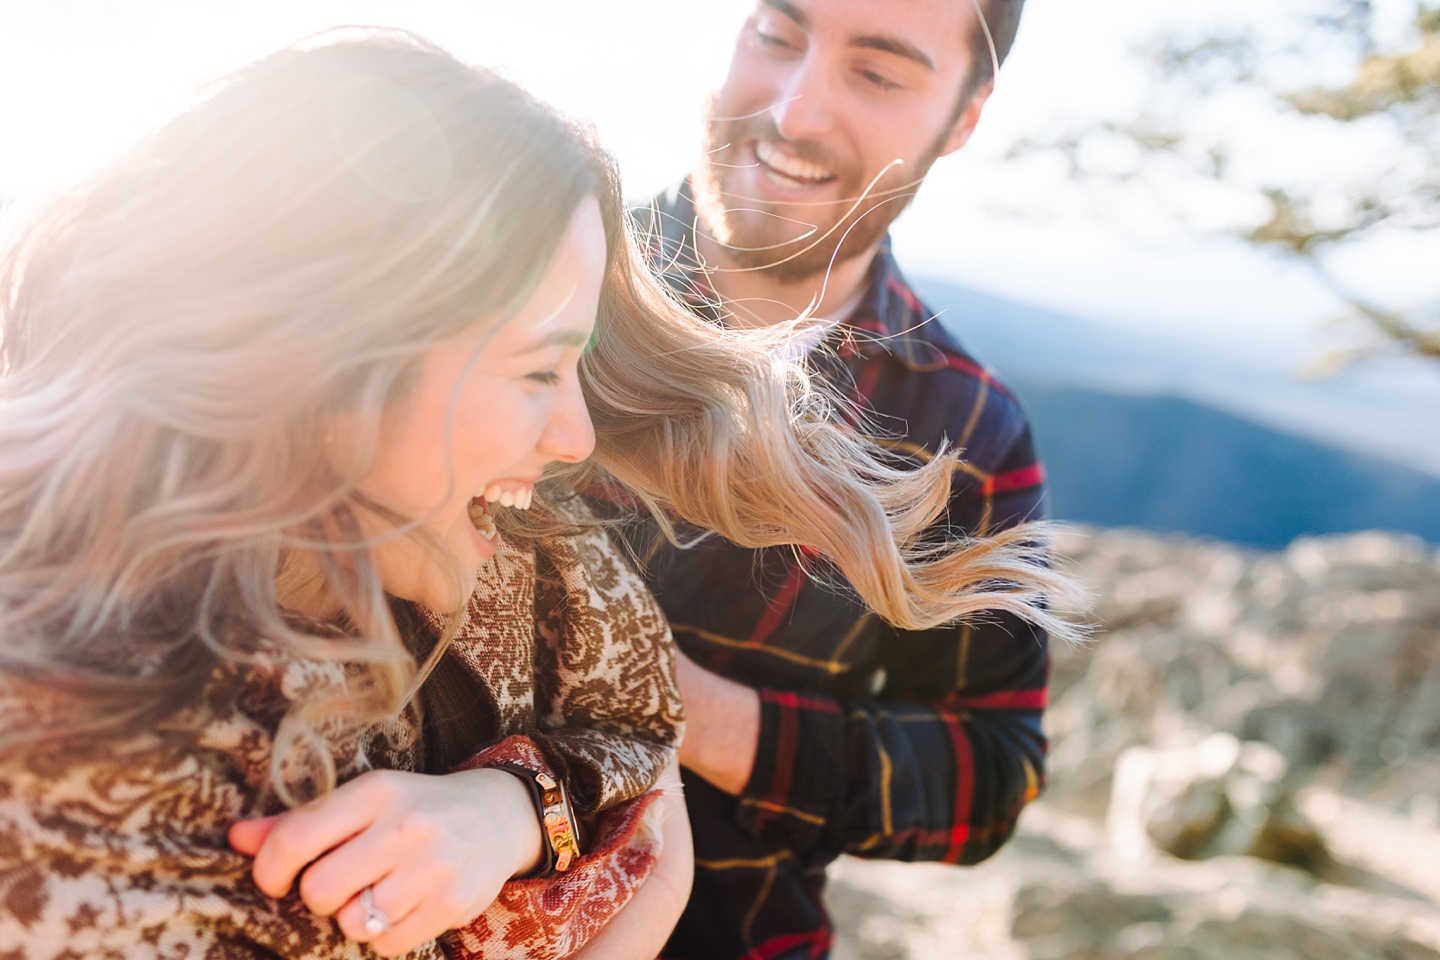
[605,182,1050,960]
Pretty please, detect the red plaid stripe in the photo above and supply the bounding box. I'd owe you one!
[983,463,1046,496]
[624,181,1050,960]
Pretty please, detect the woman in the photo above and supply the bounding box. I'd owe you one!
[0,29,1075,960]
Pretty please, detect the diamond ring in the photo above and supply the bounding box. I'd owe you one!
[360,886,393,936]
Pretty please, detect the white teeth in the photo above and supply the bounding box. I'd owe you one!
[468,503,497,539]
[481,483,534,510]
[756,141,833,182]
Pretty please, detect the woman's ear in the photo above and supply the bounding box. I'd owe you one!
[939,81,995,158]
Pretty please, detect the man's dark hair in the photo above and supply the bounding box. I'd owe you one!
[966,0,1026,95]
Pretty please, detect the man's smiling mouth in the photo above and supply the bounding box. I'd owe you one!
[755,141,837,189]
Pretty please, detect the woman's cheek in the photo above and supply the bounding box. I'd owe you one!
[466,390,548,474]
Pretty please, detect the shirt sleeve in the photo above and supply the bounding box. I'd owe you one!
[529,500,685,819]
[732,424,1051,864]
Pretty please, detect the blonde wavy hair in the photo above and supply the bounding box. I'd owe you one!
[0,30,1076,790]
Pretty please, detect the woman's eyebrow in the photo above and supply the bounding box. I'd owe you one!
[518,328,591,352]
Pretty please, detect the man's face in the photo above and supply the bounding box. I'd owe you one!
[696,0,984,284]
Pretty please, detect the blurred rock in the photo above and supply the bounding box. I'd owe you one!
[827,527,1440,960]
[1043,528,1440,817]
[1108,735,1330,869]
[1010,878,1170,958]
[1240,700,1336,767]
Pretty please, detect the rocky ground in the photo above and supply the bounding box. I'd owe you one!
[826,527,1440,960]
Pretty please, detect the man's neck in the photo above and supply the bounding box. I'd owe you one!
[695,225,877,330]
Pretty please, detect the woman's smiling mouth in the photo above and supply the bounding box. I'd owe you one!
[466,497,497,540]
[466,480,536,542]
[481,481,535,509]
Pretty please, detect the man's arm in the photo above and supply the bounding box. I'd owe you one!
[679,429,1051,865]
[675,651,761,795]
[733,610,1047,864]
[679,617,1047,864]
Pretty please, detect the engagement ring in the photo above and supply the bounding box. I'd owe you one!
[360,886,392,936]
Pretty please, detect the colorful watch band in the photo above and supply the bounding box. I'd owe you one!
[493,762,582,876]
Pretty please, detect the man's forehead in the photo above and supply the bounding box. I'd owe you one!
[759,0,975,68]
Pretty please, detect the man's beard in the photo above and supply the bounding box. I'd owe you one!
[693,103,946,286]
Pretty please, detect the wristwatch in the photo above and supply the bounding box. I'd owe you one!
[493,763,582,876]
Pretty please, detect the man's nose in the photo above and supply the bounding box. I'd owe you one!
[770,54,835,143]
[538,377,596,465]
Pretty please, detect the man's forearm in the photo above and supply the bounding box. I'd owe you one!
[673,651,760,795]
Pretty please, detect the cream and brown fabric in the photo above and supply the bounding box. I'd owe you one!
[0,500,683,959]
[448,735,665,960]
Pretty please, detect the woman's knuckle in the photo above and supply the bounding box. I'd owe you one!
[334,909,362,941]
[396,811,439,843]
[435,890,468,920]
[296,871,334,913]
[265,829,303,866]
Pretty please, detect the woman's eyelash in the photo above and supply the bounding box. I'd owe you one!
[527,371,561,386]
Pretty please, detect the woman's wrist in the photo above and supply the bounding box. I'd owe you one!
[489,762,583,876]
[459,768,546,878]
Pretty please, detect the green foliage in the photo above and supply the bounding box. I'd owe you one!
[1019,2,1440,364]
[1287,7,1439,118]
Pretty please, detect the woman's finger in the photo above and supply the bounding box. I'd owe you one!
[249,771,399,897]
[339,849,497,957]
[331,867,432,955]
[345,863,480,960]
[227,815,280,856]
[294,816,409,917]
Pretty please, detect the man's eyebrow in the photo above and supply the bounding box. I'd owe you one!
[849,35,936,73]
[760,0,809,30]
[758,0,933,73]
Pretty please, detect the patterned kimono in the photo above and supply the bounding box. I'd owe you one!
[0,500,683,960]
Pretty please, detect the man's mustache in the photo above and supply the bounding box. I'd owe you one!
[708,114,853,181]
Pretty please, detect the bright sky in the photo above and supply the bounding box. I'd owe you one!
[0,1,746,197]
[0,0,1434,377]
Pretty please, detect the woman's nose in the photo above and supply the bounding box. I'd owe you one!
[538,377,596,464]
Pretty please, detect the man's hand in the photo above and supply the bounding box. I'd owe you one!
[228,768,543,957]
[674,649,761,795]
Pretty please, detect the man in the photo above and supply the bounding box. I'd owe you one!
[604,2,1045,957]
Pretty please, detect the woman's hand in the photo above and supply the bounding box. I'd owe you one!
[228,768,543,958]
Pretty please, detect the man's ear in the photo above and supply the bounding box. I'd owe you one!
[938,81,994,157]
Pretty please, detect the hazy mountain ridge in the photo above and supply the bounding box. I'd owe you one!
[914,277,1440,546]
